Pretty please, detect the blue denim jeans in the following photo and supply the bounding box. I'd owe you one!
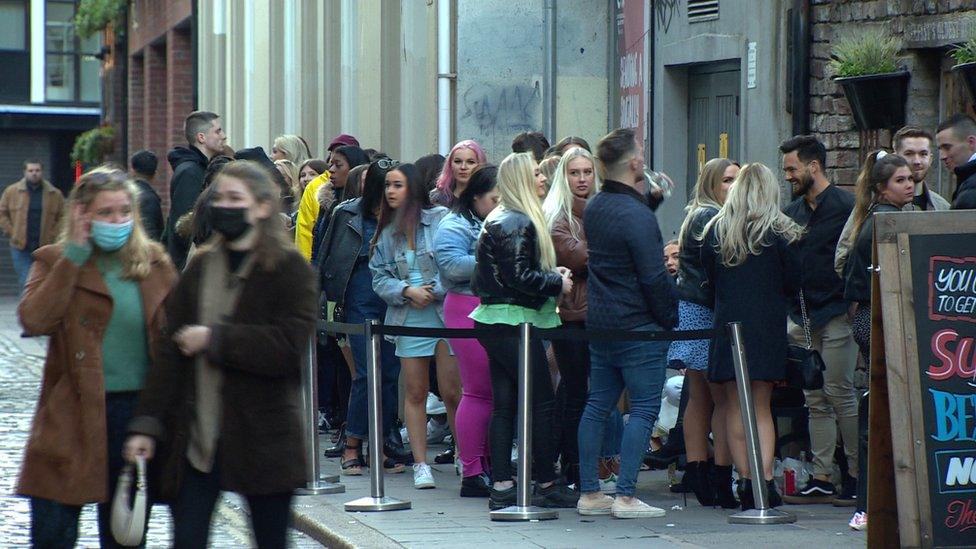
[344,262,401,441]
[578,324,668,497]
[11,246,33,292]
[601,408,623,458]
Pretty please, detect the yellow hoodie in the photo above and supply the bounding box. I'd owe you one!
[295,172,330,261]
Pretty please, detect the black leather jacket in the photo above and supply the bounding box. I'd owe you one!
[472,209,563,309]
[676,207,717,307]
[317,198,367,312]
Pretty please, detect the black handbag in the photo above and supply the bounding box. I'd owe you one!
[786,291,826,391]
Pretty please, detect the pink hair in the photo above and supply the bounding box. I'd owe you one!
[435,140,487,197]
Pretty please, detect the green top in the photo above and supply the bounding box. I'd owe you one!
[468,298,562,329]
[65,242,149,392]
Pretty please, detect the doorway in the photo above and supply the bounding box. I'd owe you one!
[687,62,741,200]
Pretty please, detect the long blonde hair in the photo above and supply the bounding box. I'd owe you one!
[274,159,300,205]
[677,158,735,246]
[272,134,311,165]
[59,166,162,280]
[543,147,601,240]
[703,163,803,267]
[490,152,557,270]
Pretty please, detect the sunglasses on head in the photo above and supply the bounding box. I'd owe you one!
[375,158,400,170]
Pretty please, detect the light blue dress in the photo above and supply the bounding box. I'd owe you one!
[396,250,452,358]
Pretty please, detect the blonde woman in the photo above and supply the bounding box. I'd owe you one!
[18,167,178,548]
[667,158,739,508]
[469,152,577,510]
[271,134,311,166]
[700,162,803,511]
[541,147,606,487]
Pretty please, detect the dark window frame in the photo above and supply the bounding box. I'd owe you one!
[44,0,100,105]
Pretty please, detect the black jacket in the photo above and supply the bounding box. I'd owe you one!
[133,178,164,241]
[164,146,209,270]
[675,206,718,307]
[472,209,563,310]
[843,203,899,304]
[952,158,976,210]
[317,198,368,313]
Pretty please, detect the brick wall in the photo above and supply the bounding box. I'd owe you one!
[808,0,974,188]
[126,0,194,215]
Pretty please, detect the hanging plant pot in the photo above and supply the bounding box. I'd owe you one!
[952,62,976,106]
[834,71,910,131]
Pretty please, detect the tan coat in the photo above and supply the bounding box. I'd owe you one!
[0,179,65,250]
[16,244,178,505]
[552,196,589,322]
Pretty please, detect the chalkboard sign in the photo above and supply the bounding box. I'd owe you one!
[911,234,976,547]
[875,211,976,548]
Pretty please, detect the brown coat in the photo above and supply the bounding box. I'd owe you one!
[552,196,589,322]
[0,179,65,250]
[17,244,178,505]
[128,245,317,499]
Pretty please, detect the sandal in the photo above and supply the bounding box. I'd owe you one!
[340,442,364,476]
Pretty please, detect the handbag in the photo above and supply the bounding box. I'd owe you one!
[786,291,826,391]
[111,455,148,546]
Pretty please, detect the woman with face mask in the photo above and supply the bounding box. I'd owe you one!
[17,167,178,548]
[122,160,317,547]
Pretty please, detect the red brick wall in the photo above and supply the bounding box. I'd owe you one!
[808,0,974,189]
[126,0,194,215]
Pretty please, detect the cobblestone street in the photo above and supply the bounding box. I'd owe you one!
[0,298,321,548]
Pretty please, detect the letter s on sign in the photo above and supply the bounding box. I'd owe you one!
[930,329,960,381]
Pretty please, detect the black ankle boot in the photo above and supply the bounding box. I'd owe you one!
[684,461,715,506]
[738,479,755,511]
[644,425,686,469]
[710,464,738,509]
[766,480,783,508]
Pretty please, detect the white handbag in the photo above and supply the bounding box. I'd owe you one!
[111,455,148,546]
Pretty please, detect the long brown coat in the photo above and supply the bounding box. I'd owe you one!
[17,244,178,505]
[552,196,589,322]
[128,245,316,499]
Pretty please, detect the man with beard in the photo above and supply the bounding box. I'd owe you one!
[780,135,859,507]
[0,159,64,291]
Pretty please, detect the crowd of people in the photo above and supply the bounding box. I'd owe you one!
[8,106,976,546]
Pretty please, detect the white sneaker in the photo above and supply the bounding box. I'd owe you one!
[599,473,618,495]
[413,462,435,489]
[849,511,867,531]
[611,497,665,519]
[426,418,450,445]
[577,493,614,516]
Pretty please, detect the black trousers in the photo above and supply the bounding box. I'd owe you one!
[318,334,350,424]
[477,322,557,485]
[171,461,293,549]
[550,320,589,470]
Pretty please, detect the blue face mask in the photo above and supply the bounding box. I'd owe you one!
[90,219,133,251]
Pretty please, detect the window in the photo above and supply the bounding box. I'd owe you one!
[0,0,27,50]
[0,0,29,102]
[45,0,101,103]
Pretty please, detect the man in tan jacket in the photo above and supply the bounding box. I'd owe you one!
[0,160,65,290]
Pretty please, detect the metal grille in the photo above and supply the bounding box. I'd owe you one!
[688,0,719,23]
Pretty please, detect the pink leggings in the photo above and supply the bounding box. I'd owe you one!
[444,291,492,478]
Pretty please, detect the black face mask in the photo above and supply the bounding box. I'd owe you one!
[210,207,251,241]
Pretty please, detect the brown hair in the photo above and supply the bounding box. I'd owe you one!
[849,151,910,244]
[893,126,934,151]
[595,128,638,175]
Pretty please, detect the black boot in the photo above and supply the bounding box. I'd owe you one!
[738,479,755,511]
[766,480,783,508]
[644,424,686,469]
[684,461,715,506]
[710,464,738,509]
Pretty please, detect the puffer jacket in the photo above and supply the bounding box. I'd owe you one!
[675,206,718,307]
[551,196,588,321]
[472,208,562,309]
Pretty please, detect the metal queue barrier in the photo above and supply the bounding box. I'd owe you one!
[319,318,795,524]
[297,332,345,495]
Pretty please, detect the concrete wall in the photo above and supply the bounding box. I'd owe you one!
[652,0,793,238]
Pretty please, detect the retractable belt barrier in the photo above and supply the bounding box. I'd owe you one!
[319,318,790,525]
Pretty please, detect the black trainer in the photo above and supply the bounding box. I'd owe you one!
[460,472,491,498]
[489,485,517,510]
[534,482,579,508]
[783,476,835,504]
[833,474,857,507]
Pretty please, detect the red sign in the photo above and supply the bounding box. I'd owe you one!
[617,0,645,140]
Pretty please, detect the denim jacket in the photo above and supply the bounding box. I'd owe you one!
[370,206,449,327]
[433,211,482,295]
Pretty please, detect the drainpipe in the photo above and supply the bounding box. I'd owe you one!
[790,0,810,135]
[436,0,454,155]
[542,0,556,141]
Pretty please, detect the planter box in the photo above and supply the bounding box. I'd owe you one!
[952,62,976,106]
[834,71,910,131]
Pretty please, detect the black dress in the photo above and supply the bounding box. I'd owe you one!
[700,228,802,383]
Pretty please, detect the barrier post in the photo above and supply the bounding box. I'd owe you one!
[490,322,558,521]
[297,333,344,495]
[345,320,411,511]
[726,322,795,525]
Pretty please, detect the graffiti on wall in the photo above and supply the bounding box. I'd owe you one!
[459,82,542,136]
[656,0,679,34]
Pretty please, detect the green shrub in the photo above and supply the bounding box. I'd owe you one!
[952,38,976,65]
[830,28,901,78]
[71,126,116,166]
[74,0,126,39]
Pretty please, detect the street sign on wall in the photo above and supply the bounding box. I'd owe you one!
[616,0,646,144]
